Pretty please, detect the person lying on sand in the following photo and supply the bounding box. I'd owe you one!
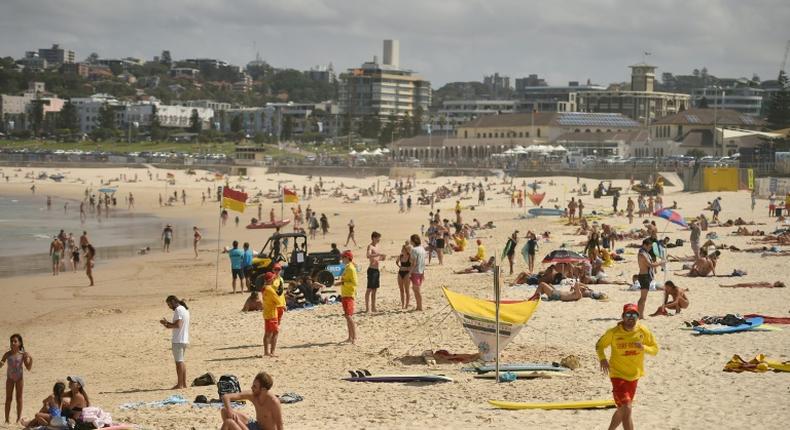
[733,227,764,236]
[534,281,606,301]
[650,281,689,316]
[454,257,496,274]
[680,252,718,277]
[719,281,786,288]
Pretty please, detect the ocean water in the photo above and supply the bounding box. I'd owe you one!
[0,195,194,277]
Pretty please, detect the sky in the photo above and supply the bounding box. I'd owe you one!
[1,0,788,87]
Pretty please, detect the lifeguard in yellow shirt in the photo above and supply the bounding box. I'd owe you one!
[469,239,485,262]
[261,272,280,357]
[596,303,658,430]
[340,250,357,344]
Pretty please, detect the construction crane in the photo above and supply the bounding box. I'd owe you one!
[782,39,790,73]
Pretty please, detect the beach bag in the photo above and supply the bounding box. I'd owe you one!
[192,372,217,387]
[217,374,241,399]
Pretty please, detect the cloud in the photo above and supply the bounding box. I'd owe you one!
[0,0,787,87]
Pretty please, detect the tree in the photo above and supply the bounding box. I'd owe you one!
[189,109,201,133]
[412,106,424,136]
[686,149,706,159]
[358,115,381,139]
[98,103,116,130]
[150,104,163,140]
[85,52,99,64]
[766,70,790,130]
[29,100,45,136]
[281,115,293,141]
[698,96,710,109]
[160,50,172,65]
[58,101,78,131]
[398,112,413,138]
[230,114,243,133]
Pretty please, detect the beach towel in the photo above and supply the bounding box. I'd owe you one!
[278,393,304,404]
[723,354,775,373]
[120,394,189,410]
[744,314,790,324]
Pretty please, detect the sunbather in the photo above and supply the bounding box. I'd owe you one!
[534,281,605,301]
[454,257,496,274]
[681,252,718,277]
[650,281,688,316]
[719,281,786,288]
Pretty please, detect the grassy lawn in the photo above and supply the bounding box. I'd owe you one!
[0,139,238,154]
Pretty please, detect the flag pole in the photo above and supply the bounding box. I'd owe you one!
[494,257,501,384]
[280,186,284,223]
[215,195,223,292]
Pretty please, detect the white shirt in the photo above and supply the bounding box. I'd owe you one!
[410,246,426,274]
[172,305,190,344]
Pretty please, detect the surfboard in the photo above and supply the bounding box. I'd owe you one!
[766,360,790,372]
[474,371,570,380]
[489,399,615,410]
[528,208,563,217]
[466,363,569,374]
[692,317,764,335]
[343,375,453,383]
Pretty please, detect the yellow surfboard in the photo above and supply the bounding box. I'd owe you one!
[489,399,615,410]
[766,360,790,372]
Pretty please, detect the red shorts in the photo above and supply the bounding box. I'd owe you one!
[410,273,424,287]
[611,378,638,407]
[341,297,355,316]
[277,306,285,323]
[265,318,279,334]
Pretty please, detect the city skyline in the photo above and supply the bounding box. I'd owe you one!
[1,0,788,87]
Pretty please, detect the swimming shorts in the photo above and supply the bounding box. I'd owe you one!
[164,238,171,245]
[172,343,187,363]
[637,274,652,290]
[232,268,244,280]
[247,421,261,430]
[410,273,424,287]
[611,377,638,407]
[367,268,380,289]
[265,318,279,334]
[52,253,61,263]
[436,239,446,249]
[277,306,285,323]
[341,297,355,316]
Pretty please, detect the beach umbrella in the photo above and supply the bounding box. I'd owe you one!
[528,192,545,206]
[541,249,588,264]
[653,208,688,228]
[98,187,117,194]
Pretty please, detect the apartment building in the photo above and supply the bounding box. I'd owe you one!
[37,44,75,65]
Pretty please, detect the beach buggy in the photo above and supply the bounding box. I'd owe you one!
[250,232,343,289]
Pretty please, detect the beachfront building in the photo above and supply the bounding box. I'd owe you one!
[691,83,764,117]
[183,100,232,112]
[577,64,690,122]
[391,111,641,162]
[0,82,65,132]
[71,94,124,133]
[338,40,431,123]
[516,82,606,113]
[629,108,768,157]
[432,100,517,133]
[218,102,336,138]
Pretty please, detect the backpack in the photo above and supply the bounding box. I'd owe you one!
[217,374,241,399]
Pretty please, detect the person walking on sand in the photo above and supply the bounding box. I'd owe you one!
[193,226,202,258]
[409,234,427,311]
[219,372,283,430]
[160,295,190,389]
[345,219,357,247]
[340,250,358,344]
[365,231,386,313]
[261,272,280,357]
[162,224,174,253]
[2,334,33,424]
[636,238,664,318]
[596,303,658,430]
[626,197,635,224]
[85,244,95,286]
[568,198,577,223]
[49,236,63,276]
[504,231,519,275]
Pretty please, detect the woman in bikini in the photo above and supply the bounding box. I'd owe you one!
[2,334,33,424]
[193,226,202,258]
[85,244,96,286]
[60,377,89,422]
[396,244,412,309]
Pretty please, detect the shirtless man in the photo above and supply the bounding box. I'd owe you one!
[364,231,386,313]
[49,237,64,275]
[220,372,283,430]
[650,281,689,316]
[684,252,718,277]
[79,231,89,252]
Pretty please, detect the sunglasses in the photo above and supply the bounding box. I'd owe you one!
[623,312,639,319]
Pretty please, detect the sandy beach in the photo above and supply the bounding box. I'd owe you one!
[0,165,788,430]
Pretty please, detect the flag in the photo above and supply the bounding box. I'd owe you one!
[222,186,248,213]
[283,188,299,203]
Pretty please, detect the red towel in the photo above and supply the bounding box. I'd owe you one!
[744,314,790,324]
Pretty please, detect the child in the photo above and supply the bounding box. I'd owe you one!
[340,250,358,344]
[262,272,280,357]
[21,381,65,428]
[1,334,33,424]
